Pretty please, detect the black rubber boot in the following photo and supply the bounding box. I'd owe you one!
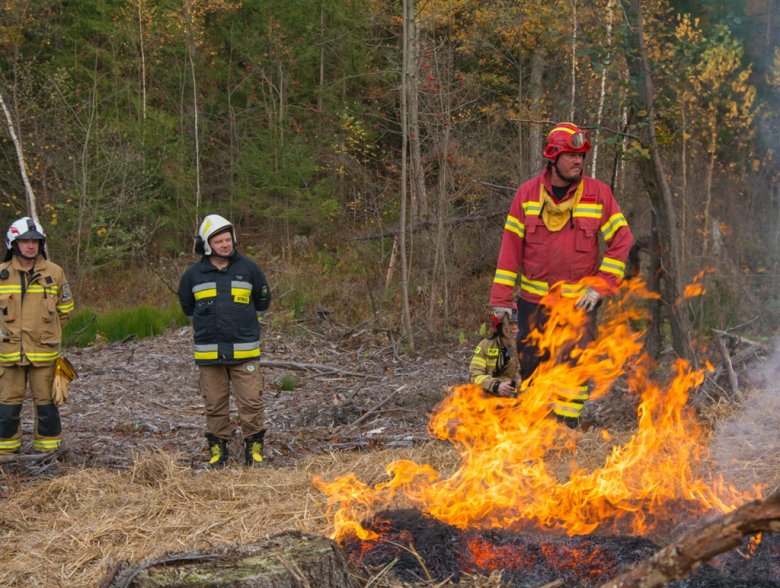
[244,429,266,468]
[205,433,229,469]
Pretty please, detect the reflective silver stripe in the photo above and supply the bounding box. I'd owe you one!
[234,342,259,351]
[231,281,253,290]
[193,282,217,293]
[194,344,219,353]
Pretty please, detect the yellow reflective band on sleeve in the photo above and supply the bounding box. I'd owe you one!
[474,375,491,385]
[493,269,518,287]
[194,289,217,300]
[522,201,542,216]
[25,351,60,362]
[471,356,487,367]
[520,275,549,296]
[600,256,626,279]
[0,438,21,451]
[57,301,75,313]
[600,213,628,241]
[561,283,587,299]
[33,439,61,451]
[505,215,525,238]
[0,351,22,362]
[572,204,603,218]
[0,286,21,294]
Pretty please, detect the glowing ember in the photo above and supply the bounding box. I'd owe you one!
[315,279,761,542]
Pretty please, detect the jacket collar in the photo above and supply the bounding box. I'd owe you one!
[10,255,46,273]
[200,251,240,272]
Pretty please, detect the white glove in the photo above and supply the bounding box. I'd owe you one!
[575,287,601,311]
[491,306,513,320]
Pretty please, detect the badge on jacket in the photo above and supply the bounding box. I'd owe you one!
[245,363,256,374]
[62,284,72,301]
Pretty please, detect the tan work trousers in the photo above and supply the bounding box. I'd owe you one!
[0,363,59,454]
[198,361,264,441]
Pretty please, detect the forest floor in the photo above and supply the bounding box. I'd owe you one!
[0,318,777,587]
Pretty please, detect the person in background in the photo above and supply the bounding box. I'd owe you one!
[489,123,633,428]
[0,217,73,455]
[178,214,271,468]
[470,304,519,397]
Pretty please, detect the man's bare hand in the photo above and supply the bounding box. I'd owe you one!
[496,382,516,397]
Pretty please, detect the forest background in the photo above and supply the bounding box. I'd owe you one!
[1,0,779,354]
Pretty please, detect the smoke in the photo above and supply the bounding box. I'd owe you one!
[710,347,780,494]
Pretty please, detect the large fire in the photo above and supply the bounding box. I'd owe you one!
[314,279,761,543]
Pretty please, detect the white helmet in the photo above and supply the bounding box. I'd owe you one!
[196,214,236,256]
[6,217,46,260]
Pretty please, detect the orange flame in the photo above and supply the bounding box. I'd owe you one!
[315,279,760,540]
[680,268,715,301]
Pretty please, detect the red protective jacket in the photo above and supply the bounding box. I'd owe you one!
[489,168,633,307]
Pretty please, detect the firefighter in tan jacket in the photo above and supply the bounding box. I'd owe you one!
[0,218,73,455]
[469,305,519,397]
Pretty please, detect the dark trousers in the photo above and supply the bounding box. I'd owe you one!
[515,298,598,423]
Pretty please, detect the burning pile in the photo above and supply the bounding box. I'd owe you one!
[314,278,764,584]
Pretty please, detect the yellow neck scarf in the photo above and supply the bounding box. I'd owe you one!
[539,182,584,232]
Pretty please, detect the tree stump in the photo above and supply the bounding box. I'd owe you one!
[105,531,355,588]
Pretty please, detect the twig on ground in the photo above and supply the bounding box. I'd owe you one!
[64,313,97,348]
[256,360,383,380]
[715,332,741,400]
[349,385,407,427]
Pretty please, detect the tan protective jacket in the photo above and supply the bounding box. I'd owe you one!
[469,336,517,395]
[0,256,74,366]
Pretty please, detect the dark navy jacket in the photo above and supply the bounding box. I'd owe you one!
[178,252,271,365]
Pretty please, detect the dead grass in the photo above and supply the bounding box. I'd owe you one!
[0,442,459,588]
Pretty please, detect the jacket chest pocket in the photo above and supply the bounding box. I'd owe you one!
[525,222,546,244]
[574,218,599,252]
[0,294,17,326]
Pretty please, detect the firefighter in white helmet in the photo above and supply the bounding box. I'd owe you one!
[178,215,271,468]
[0,217,74,455]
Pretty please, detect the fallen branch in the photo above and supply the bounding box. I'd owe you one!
[599,490,780,588]
[64,312,97,348]
[715,332,740,400]
[349,385,407,427]
[256,360,383,380]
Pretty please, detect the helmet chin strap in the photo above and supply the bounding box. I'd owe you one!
[551,157,584,185]
[12,242,41,261]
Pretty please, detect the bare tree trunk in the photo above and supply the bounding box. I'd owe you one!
[622,0,694,361]
[516,9,526,181]
[0,90,38,222]
[590,0,614,179]
[400,0,415,350]
[703,121,717,253]
[569,0,577,122]
[318,3,325,135]
[681,99,687,264]
[183,1,201,218]
[137,0,147,121]
[528,50,545,173]
[407,0,426,222]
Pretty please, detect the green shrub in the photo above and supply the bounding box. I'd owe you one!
[63,304,188,347]
[277,373,304,391]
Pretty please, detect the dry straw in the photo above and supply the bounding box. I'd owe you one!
[0,442,458,588]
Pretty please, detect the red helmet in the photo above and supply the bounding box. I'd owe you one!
[492,304,519,333]
[543,122,592,160]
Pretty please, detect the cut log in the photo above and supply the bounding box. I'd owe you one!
[104,531,355,588]
[598,490,780,588]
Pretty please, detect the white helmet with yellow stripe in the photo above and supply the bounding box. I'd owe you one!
[196,214,236,256]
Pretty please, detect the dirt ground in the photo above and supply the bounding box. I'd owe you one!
[18,319,470,471]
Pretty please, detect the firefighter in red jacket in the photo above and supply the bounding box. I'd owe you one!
[489,122,633,428]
